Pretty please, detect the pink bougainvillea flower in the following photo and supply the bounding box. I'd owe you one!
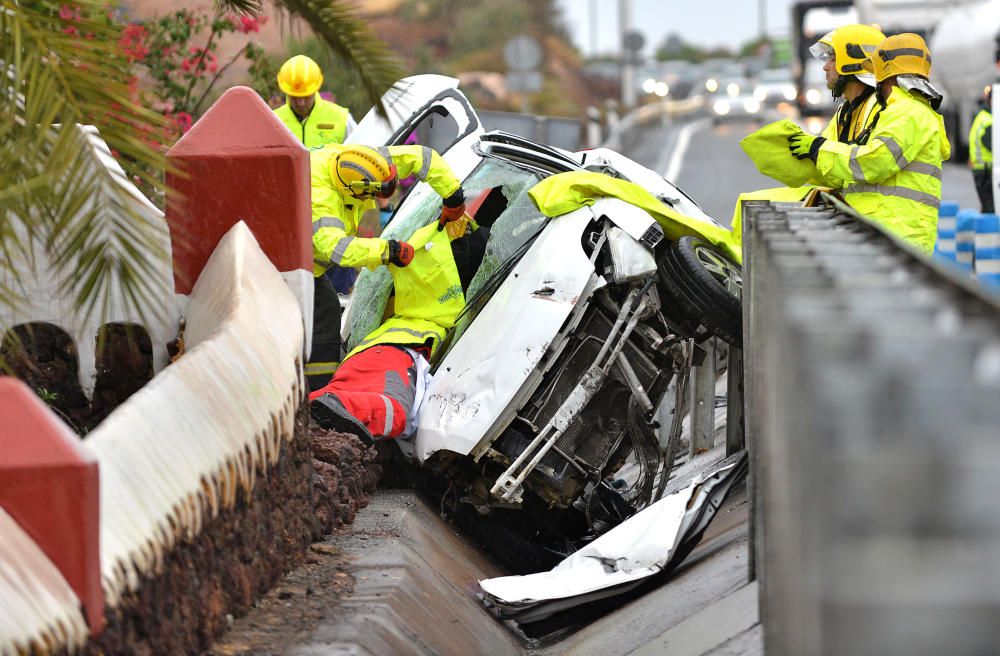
[237,15,260,33]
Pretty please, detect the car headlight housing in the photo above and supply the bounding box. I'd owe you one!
[744,99,761,113]
[713,99,730,115]
[805,88,823,105]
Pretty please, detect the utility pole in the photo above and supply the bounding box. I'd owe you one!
[590,0,598,56]
[759,0,767,40]
[620,0,636,110]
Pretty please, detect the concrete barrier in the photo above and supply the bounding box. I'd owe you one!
[0,377,102,632]
[0,508,90,655]
[165,86,314,354]
[88,221,304,602]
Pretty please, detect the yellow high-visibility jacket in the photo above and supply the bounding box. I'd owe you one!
[310,144,462,277]
[274,96,351,148]
[969,108,993,170]
[814,86,951,253]
[345,220,466,360]
[732,92,882,244]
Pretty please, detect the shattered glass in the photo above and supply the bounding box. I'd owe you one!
[346,158,545,353]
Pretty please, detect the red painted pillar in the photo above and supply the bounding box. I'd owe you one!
[165,86,312,294]
[0,376,103,633]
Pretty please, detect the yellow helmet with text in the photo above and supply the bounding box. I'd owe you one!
[863,33,933,83]
[333,146,398,199]
[277,55,323,97]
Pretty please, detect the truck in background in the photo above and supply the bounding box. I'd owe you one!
[927,0,1000,160]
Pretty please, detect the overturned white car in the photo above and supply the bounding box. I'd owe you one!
[342,75,743,572]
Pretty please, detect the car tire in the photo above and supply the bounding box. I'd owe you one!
[657,236,742,346]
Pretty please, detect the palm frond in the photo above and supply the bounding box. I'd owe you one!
[271,0,404,115]
[1,1,172,328]
[215,0,264,16]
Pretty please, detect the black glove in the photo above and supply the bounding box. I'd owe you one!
[385,239,414,267]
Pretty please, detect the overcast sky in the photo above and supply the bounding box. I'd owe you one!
[556,0,799,56]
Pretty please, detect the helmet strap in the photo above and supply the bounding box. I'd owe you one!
[831,74,848,99]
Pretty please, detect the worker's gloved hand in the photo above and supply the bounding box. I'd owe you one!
[445,213,473,240]
[437,187,466,231]
[788,134,826,162]
[437,202,466,231]
[385,239,414,267]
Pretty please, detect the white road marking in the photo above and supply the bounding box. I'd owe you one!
[663,118,712,182]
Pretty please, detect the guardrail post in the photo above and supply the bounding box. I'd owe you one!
[586,106,602,148]
[689,337,715,456]
[725,346,744,455]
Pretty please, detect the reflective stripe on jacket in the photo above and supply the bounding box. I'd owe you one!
[814,86,951,253]
[345,221,466,360]
[309,144,463,276]
[274,96,351,148]
[969,108,993,170]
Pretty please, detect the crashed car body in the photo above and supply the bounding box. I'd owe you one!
[342,75,743,567]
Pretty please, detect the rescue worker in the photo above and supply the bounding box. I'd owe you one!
[787,33,950,253]
[274,55,356,148]
[308,204,476,444]
[731,24,886,241]
[969,86,994,213]
[305,143,466,391]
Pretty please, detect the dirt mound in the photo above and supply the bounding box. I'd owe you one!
[310,428,381,533]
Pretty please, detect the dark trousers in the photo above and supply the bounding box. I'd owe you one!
[973,168,995,214]
[307,275,343,392]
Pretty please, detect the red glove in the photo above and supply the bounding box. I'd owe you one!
[438,202,466,231]
[386,240,414,267]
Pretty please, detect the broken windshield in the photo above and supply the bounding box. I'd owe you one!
[345,157,545,354]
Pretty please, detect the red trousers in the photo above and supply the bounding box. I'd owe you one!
[308,345,417,439]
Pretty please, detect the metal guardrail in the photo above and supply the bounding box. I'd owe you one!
[743,198,1000,655]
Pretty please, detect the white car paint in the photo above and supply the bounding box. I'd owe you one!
[415,206,601,462]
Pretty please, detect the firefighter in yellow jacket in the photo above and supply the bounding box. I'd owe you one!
[274,55,355,148]
[731,24,886,241]
[969,86,994,214]
[787,34,950,253]
[305,143,466,390]
[308,197,474,443]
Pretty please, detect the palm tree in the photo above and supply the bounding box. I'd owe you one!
[1,0,401,337]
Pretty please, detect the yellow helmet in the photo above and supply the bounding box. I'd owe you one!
[277,55,323,97]
[810,24,886,76]
[333,146,398,199]
[863,33,933,83]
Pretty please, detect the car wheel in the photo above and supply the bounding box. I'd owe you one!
[657,236,742,346]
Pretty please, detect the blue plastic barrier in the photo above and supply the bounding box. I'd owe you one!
[974,212,1000,292]
[934,200,960,262]
[956,209,978,272]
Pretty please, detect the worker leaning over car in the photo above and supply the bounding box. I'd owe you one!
[786,34,950,253]
[274,54,356,148]
[305,143,466,391]
[308,202,475,444]
[731,24,886,241]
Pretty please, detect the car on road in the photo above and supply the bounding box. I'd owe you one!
[709,77,762,124]
[753,68,797,107]
[342,75,744,571]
